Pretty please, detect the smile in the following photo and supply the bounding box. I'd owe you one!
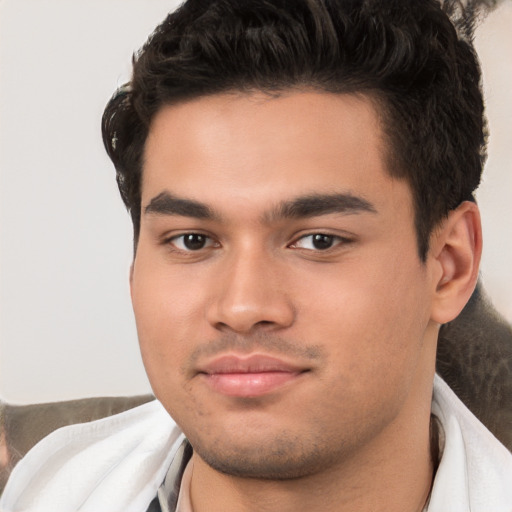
[197,354,309,397]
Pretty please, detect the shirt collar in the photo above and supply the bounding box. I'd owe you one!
[157,439,193,512]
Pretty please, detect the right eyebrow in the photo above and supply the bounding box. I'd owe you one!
[144,191,217,220]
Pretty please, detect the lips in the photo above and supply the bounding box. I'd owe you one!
[197,354,308,397]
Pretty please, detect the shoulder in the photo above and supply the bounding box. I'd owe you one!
[429,375,512,511]
[0,400,184,512]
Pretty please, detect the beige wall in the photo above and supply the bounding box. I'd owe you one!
[475,2,512,322]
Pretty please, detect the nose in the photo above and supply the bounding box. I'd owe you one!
[206,249,295,334]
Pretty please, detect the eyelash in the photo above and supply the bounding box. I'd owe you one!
[165,233,219,252]
[289,233,352,252]
[164,232,352,254]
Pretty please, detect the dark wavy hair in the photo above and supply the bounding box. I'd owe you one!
[102,0,487,259]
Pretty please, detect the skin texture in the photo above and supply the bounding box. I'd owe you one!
[131,91,481,512]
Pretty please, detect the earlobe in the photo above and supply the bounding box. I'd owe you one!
[430,201,482,325]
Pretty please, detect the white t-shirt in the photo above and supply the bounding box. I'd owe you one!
[1,375,511,512]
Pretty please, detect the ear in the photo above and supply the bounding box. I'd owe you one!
[429,201,482,325]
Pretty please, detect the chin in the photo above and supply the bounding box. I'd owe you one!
[188,429,339,480]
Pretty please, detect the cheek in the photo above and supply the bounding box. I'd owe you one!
[130,262,206,390]
[132,256,207,337]
[299,247,430,381]
[297,261,431,436]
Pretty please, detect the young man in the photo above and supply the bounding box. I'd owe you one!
[2,0,511,511]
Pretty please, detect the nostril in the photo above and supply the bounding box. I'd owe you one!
[213,319,285,335]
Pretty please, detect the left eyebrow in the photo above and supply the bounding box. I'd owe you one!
[265,193,377,222]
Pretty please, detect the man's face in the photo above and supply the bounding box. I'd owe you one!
[131,91,438,479]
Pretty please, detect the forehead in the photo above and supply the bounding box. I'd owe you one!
[142,91,410,217]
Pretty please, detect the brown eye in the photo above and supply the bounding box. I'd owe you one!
[311,234,334,250]
[170,233,215,251]
[183,234,207,250]
[293,233,341,251]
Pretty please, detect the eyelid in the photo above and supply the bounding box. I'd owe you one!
[164,232,219,252]
[289,232,353,251]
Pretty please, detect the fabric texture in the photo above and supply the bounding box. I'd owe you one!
[1,375,511,512]
[427,377,512,510]
[174,458,194,512]
[0,401,183,512]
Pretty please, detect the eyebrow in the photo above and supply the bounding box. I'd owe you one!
[266,193,377,221]
[144,192,217,219]
[144,191,377,221]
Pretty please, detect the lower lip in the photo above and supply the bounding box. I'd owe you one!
[204,371,302,397]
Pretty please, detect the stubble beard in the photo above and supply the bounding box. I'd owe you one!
[192,434,328,480]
